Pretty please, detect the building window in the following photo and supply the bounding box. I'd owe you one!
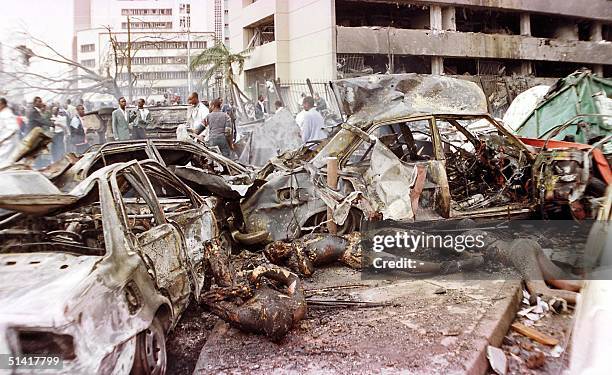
[246,18,275,47]
[179,16,191,28]
[179,3,191,14]
[117,55,190,65]
[80,44,95,53]
[121,8,172,16]
[190,41,207,49]
[121,21,173,29]
[81,59,95,68]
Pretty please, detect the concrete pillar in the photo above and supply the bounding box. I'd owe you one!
[520,13,531,36]
[431,56,444,75]
[590,22,603,41]
[430,5,442,30]
[593,64,603,76]
[521,61,533,75]
[442,7,456,31]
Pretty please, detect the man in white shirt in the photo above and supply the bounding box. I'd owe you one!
[65,99,77,117]
[50,106,67,161]
[300,96,327,145]
[0,98,20,166]
[186,92,209,133]
[70,104,89,154]
[131,98,151,139]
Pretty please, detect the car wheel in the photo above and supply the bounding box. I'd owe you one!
[132,317,166,375]
[337,209,362,235]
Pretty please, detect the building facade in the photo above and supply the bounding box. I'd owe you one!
[229,0,612,90]
[74,0,224,100]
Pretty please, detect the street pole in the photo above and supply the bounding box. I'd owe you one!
[187,28,192,95]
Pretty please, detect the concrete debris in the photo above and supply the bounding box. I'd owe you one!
[486,345,508,375]
[487,345,508,375]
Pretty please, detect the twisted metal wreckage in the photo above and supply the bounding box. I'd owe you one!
[241,74,610,241]
[0,74,609,373]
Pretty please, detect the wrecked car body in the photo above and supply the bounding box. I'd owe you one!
[242,74,538,241]
[0,159,220,374]
[520,136,611,220]
[12,138,266,250]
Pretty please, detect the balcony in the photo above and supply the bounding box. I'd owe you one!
[336,26,611,65]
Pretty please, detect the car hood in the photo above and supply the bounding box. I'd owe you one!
[0,253,100,321]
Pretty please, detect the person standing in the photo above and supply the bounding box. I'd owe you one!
[203,99,233,158]
[50,106,67,161]
[254,95,266,119]
[65,99,77,117]
[0,98,20,164]
[314,93,328,112]
[220,98,237,142]
[185,92,209,137]
[111,97,131,141]
[70,105,89,154]
[131,98,151,140]
[27,97,53,133]
[300,96,327,144]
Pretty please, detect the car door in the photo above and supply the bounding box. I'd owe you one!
[341,117,451,220]
[140,162,216,301]
[117,164,192,311]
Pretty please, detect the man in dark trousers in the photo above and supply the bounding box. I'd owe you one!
[69,105,90,154]
[131,98,151,139]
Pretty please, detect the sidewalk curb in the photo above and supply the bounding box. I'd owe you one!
[465,280,523,375]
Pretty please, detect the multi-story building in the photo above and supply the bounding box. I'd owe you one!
[229,0,612,90]
[74,0,222,100]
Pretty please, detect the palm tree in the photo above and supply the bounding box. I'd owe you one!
[190,43,252,113]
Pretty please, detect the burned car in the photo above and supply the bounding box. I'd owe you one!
[38,139,264,251]
[0,159,221,373]
[242,74,607,241]
[81,105,190,141]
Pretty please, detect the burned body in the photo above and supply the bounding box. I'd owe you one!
[200,266,307,341]
[264,230,484,277]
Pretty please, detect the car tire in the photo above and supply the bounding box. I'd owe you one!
[131,317,167,375]
[337,208,362,235]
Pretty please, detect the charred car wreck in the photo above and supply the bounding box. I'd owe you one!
[242,75,531,240]
[241,74,610,241]
[0,160,224,374]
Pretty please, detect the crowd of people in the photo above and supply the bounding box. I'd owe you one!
[0,96,90,168]
[0,90,331,168]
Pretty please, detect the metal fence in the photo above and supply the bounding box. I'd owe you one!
[246,79,341,117]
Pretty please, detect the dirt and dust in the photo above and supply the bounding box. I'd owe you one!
[166,302,220,375]
[192,264,522,374]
